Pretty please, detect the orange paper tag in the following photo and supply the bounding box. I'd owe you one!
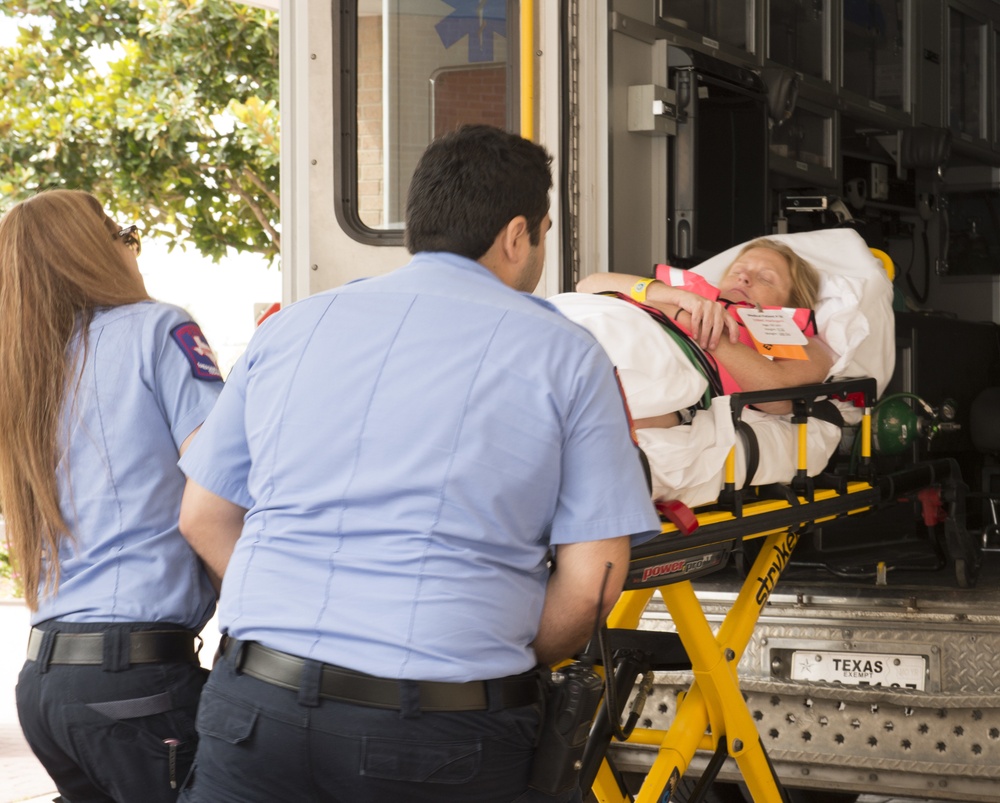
[747,332,809,360]
[737,307,810,361]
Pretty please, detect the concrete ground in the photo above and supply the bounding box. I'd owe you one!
[0,601,55,803]
[0,599,957,803]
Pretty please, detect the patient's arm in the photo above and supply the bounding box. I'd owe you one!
[577,271,651,295]
[577,272,833,416]
[634,411,682,429]
[602,289,833,416]
[708,335,835,414]
[577,272,739,350]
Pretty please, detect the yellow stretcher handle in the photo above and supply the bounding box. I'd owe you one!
[870,248,895,282]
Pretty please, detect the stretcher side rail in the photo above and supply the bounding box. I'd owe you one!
[723,377,878,513]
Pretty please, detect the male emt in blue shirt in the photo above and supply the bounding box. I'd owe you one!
[175,124,661,803]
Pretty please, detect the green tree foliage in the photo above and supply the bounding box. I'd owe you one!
[0,0,279,262]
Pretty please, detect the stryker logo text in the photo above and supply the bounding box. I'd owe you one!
[754,532,799,606]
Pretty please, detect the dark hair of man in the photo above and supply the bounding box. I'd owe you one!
[404,124,553,259]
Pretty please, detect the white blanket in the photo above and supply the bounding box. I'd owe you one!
[549,229,895,508]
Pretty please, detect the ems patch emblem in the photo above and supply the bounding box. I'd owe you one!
[171,322,222,381]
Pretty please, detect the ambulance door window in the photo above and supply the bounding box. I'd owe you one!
[352,0,515,234]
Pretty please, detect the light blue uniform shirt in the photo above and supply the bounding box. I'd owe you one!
[180,253,660,681]
[33,302,223,630]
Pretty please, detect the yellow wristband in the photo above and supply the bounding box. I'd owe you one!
[630,278,659,302]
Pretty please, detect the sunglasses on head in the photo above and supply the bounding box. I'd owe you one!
[115,224,142,256]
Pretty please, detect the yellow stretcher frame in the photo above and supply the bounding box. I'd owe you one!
[589,378,884,803]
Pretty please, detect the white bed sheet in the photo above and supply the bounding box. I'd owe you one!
[549,229,895,508]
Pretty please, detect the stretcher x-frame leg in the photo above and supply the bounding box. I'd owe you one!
[593,529,803,803]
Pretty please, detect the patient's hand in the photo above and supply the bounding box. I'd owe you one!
[670,289,740,350]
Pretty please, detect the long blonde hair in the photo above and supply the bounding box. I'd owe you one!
[0,190,150,609]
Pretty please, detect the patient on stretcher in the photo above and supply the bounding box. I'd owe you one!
[550,230,895,509]
[575,238,834,425]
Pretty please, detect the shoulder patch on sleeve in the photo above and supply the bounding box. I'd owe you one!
[170,322,223,381]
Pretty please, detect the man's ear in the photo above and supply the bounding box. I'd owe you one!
[480,215,531,287]
[498,215,530,263]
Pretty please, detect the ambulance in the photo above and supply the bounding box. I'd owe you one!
[267,2,1000,800]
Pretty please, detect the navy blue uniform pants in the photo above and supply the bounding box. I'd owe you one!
[179,644,581,803]
[16,621,207,803]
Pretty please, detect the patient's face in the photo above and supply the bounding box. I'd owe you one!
[717,247,794,308]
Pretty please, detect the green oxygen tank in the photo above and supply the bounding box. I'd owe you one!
[873,396,919,455]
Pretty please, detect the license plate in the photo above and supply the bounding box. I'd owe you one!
[790,650,926,690]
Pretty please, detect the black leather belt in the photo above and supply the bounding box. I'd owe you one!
[26,628,197,665]
[229,640,542,712]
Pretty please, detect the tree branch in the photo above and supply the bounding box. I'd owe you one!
[241,165,279,209]
[223,165,280,251]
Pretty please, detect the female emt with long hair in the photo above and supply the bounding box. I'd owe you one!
[0,190,223,801]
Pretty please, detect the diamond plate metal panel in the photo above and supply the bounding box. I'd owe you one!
[638,599,1000,693]
[614,597,1000,795]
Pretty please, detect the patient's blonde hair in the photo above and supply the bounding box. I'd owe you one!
[728,237,821,309]
[0,190,150,609]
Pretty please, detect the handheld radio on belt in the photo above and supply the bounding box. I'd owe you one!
[527,563,612,795]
